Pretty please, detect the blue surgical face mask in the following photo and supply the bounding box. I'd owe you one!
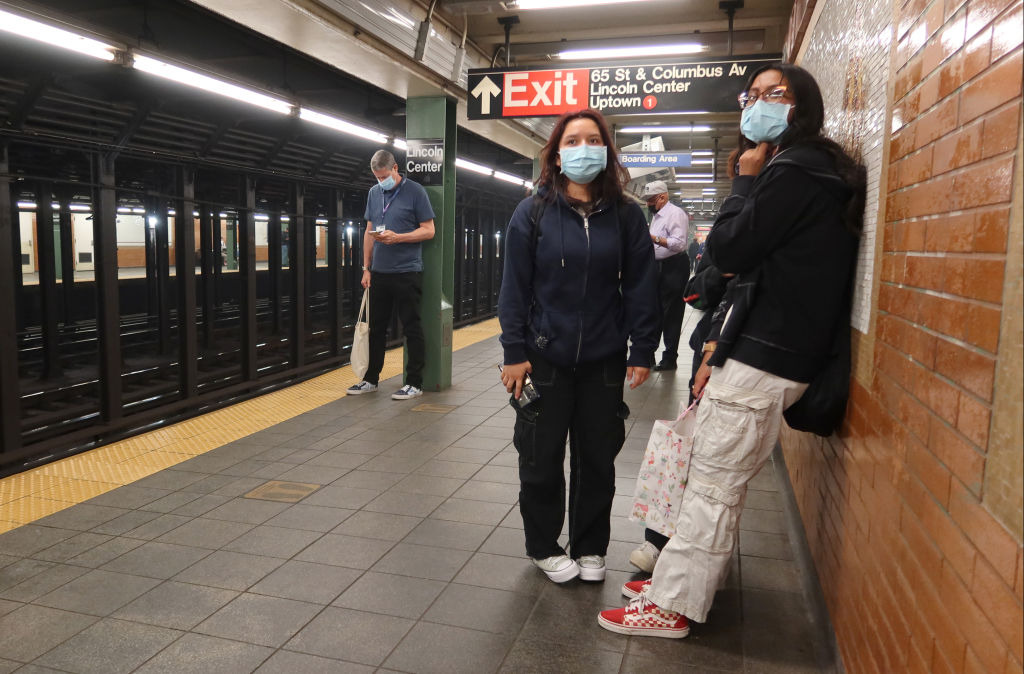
[559,145,607,185]
[377,175,396,191]
[740,100,792,144]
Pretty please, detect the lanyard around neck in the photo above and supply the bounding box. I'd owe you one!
[381,179,405,219]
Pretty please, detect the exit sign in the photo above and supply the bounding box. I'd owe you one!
[467,56,781,119]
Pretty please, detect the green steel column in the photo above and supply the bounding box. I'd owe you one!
[406,97,455,391]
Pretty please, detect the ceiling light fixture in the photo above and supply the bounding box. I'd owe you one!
[493,170,526,185]
[619,125,713,133]
[511,0,651,9]
[455,158,493,176]
[559,43,704,60]
[0,8,118,61]
[133,54,293,115]
[299,108,390,143]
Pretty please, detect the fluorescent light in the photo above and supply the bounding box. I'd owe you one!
[525,181,534,190]
[133,54,292,115]
[691,151,713,156]
[299,108,389,143]
[493,170,525,185]
[513,0,651,8]
[672,174,713,179]
[691,159,713,165]
[559,43,704,60]
[0,9,117,61]
[702,189,717,193]
[455,158,493,176]
[619,125,712,133]
[677,178,715,184]
[392,138,408,151]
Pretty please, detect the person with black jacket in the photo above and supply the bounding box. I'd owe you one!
[498,109,659,584]
[599,63,863,638]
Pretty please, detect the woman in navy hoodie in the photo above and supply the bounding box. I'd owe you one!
[498,109,659,584]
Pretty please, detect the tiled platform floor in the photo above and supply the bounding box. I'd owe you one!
[0,333,834,673]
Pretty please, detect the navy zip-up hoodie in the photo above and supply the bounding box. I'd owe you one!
[498,189,659,369]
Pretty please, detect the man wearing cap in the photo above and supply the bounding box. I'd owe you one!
[643,180,690,372]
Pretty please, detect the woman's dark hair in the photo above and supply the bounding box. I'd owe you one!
[538,109,629,204]
[736,62,866,235]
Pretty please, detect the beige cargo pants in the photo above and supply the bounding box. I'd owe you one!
[646,359,808,622]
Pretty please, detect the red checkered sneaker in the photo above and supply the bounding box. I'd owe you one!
[622,579,652,599]
[597,595,690,638]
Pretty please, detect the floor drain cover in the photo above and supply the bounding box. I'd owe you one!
[244,481,321,503]
[411,403,458,413]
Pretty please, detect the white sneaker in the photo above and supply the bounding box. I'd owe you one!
[347,381,377,395]
[577,555,606,582]
[533,555,579,583]
[392,385,423,400]
[629,541,660,573]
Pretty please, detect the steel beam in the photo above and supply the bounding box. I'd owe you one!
[268,211,283,336]
[92,154,123,423]
[199,203,215,350]
[36,182,62,379]
[239,176,257,380]
[328,189,343,357]
[290,183,306,368]
[176,167,198,397]
[0,144,22,455]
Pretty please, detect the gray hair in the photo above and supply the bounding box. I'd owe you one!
[370,150,396,172]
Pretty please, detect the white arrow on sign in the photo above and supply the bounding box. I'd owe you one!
[471,76,501,115]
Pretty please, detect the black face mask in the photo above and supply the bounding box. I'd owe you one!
[646,200,660,215]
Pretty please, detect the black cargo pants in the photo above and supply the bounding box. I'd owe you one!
[512,349,629,560]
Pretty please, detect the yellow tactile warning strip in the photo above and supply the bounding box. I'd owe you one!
[0,317,502,534]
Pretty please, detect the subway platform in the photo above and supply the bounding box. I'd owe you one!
[0,317,834,673]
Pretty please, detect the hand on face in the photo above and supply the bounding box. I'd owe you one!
[739,142,773,176]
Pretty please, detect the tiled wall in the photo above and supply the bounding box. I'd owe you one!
[783,0,1023,672]
[800,0,891,334]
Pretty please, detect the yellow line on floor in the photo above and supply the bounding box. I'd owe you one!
[0,318,502,534]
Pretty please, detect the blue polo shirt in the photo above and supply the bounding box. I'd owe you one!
[364,176,435,273]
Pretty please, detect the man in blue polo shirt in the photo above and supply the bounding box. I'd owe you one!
[348,149,435,400]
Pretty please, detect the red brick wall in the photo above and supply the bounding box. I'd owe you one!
[781,0,1023,672]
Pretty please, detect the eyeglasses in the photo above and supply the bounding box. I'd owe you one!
[737,85,789,110]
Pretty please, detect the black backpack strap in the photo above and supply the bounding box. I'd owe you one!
[528,195,546,255]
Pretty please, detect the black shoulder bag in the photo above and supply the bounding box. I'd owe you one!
[782,282,854,437]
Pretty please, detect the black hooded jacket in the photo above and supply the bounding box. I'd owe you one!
[704,142,859,383]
